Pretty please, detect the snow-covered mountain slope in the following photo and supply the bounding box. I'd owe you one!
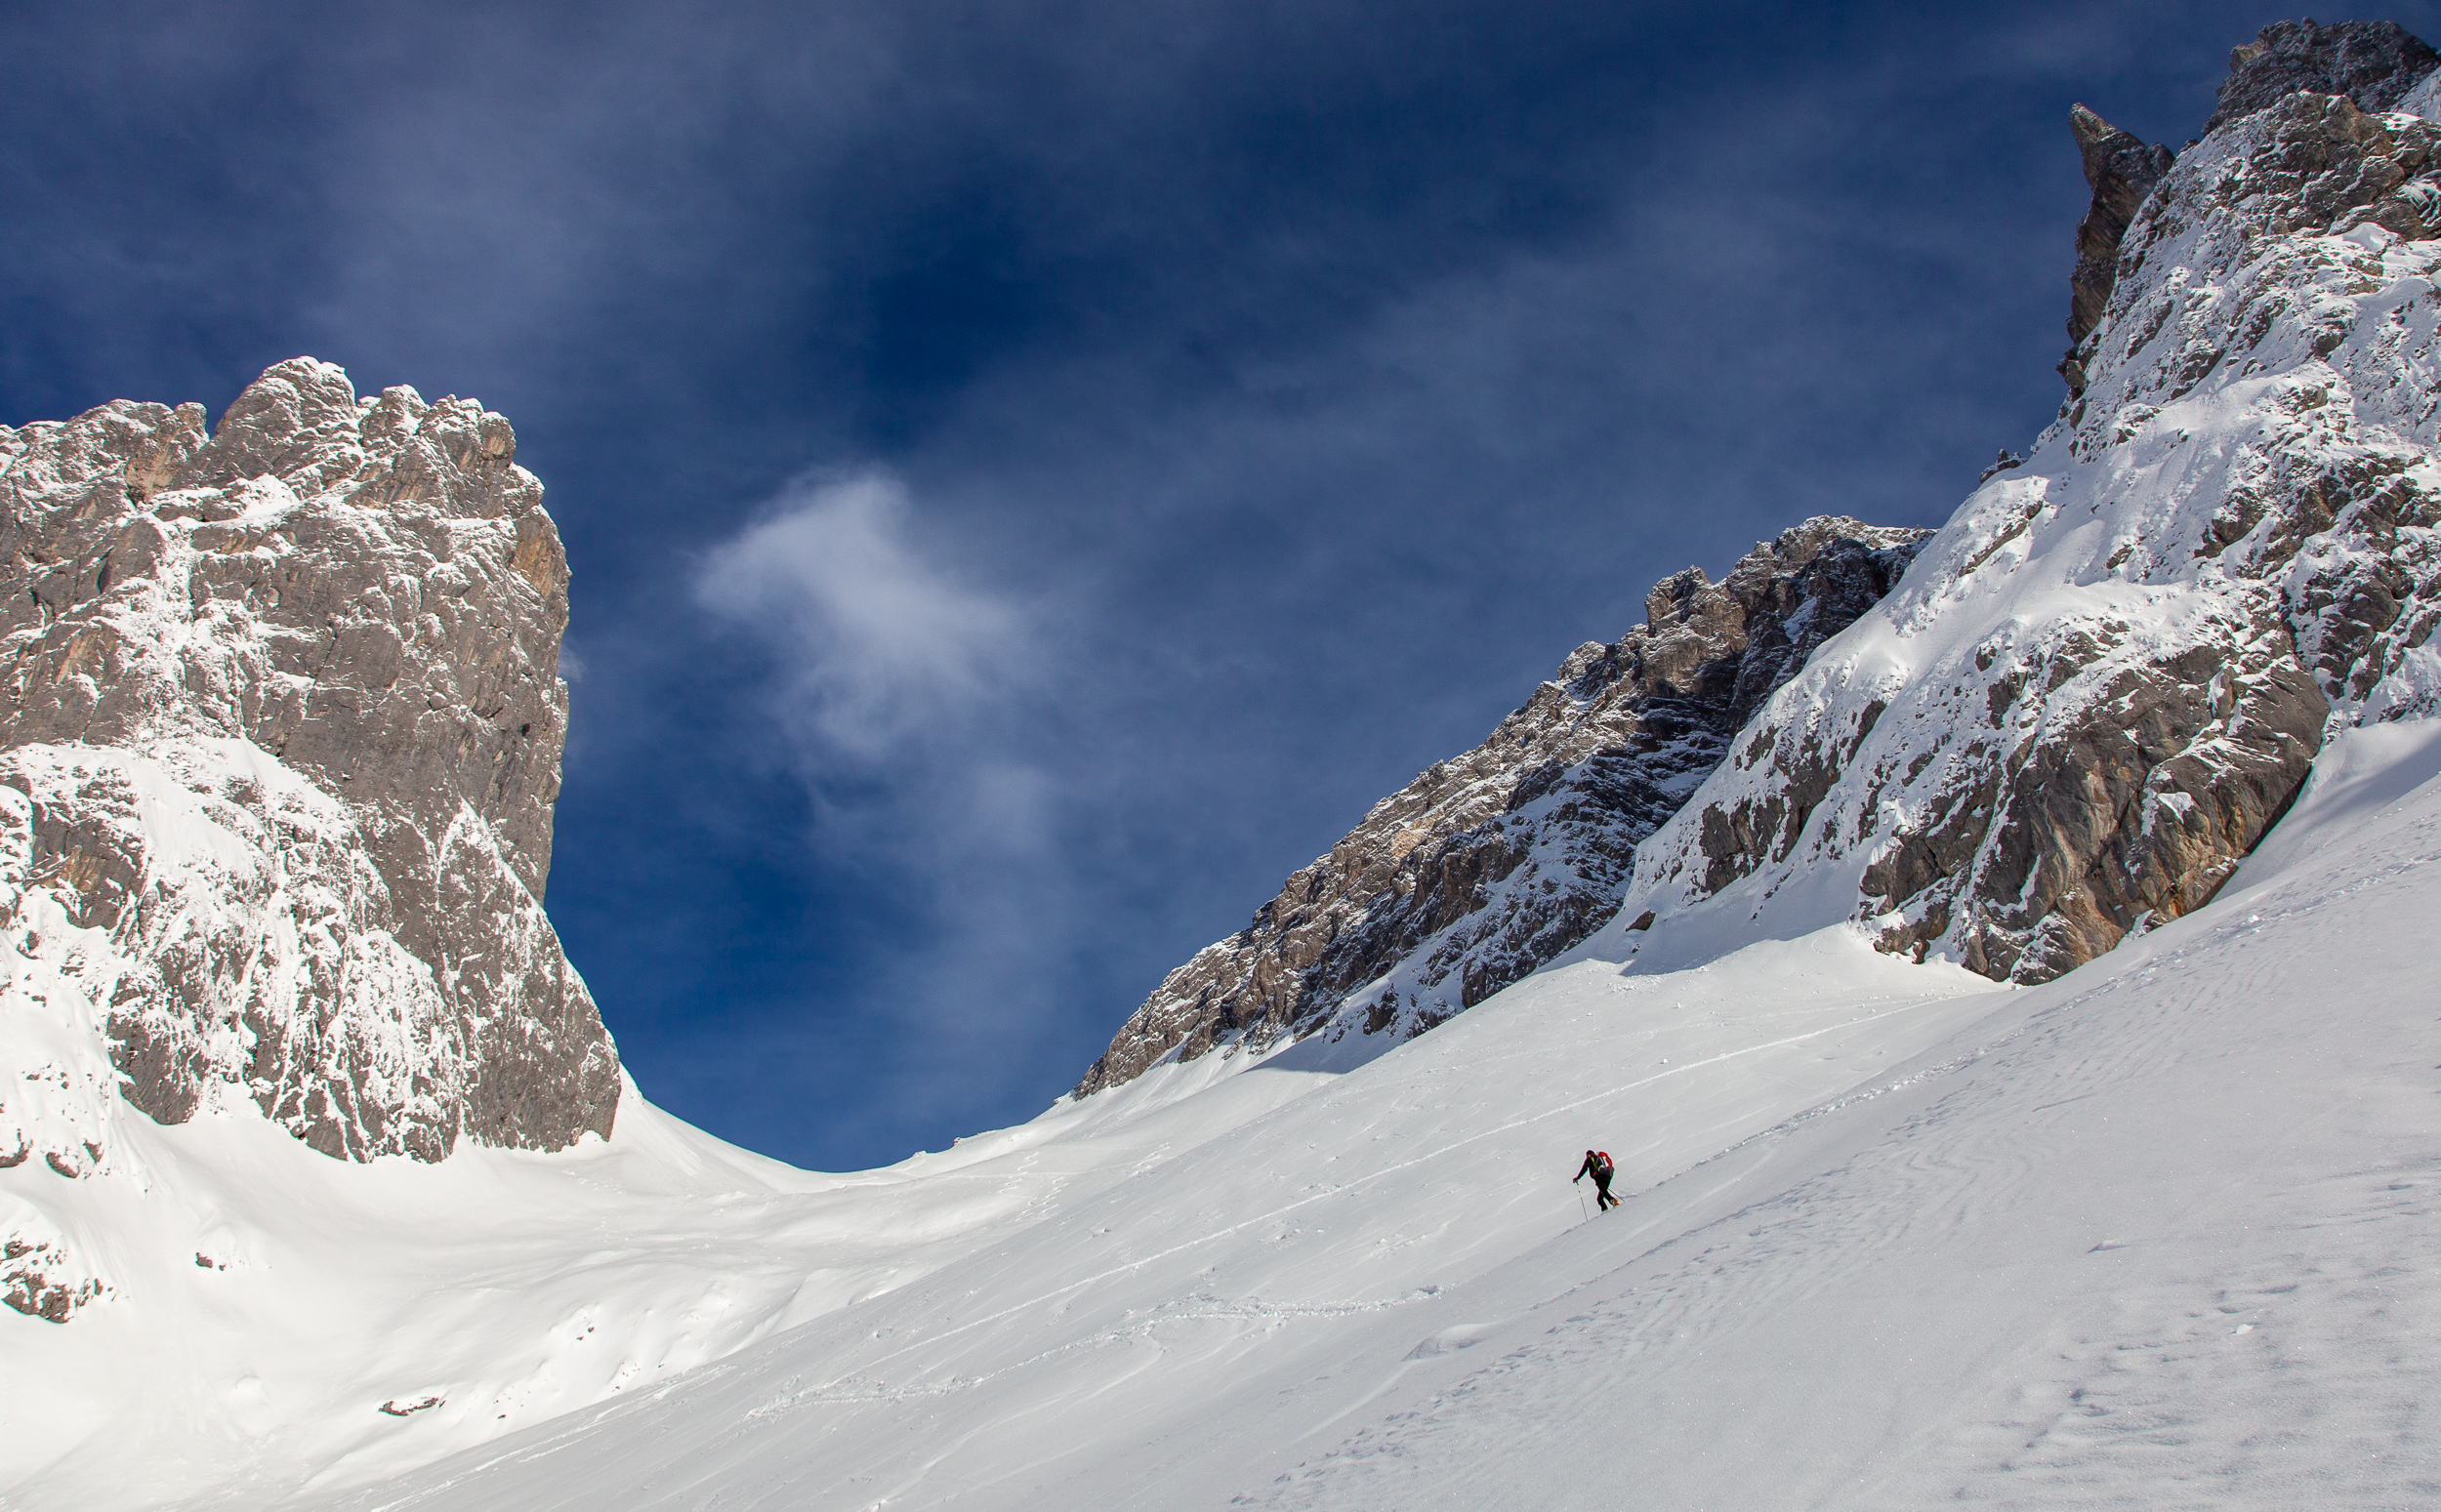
[1609,35,2441,986]
[195,26,2439,1510]
[234,903,2007,1510]
[1076,517,1930,1095]
[240,682,2441,1512]
[1248,717,2441,1512]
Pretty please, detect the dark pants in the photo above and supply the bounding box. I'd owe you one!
[1592,1171,1617,1208]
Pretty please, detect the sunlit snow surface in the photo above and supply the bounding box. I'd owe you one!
[0,721,2401,1509]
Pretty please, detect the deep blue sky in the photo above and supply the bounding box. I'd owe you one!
[6,1,2427,1169]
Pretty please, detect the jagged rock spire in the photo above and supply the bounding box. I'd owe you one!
[2060,20,2441,394]
[2066,104,2174,352]
[1633,60,2441,988]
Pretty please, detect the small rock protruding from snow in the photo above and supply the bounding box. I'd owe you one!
[2,1214,107,1323]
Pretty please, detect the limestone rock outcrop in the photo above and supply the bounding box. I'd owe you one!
[1073,18,2441,1092]
[1,1218,105,1322]
[2061,20,2441,391]
[1074,518,1930,1095]
[0,358,616,1171]
[1621,34,2441,983]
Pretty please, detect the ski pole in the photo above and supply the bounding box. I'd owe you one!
[1576,1184,1589,1221]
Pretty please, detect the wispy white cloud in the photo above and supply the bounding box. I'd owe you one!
[695,470,1029,762]
[692,470,1074,1130]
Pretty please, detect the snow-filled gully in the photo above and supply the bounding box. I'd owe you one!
[8,547,2437,1512]
[6,672,2435,1512]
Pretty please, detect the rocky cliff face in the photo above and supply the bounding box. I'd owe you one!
[0,358,616,1235]
[1616,28,2441,983]
[1074,518,1930,1095]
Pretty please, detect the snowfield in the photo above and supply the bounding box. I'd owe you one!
[2,717,2417,1509]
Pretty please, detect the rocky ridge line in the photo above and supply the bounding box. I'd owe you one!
[1074,517,1930,1096]
[2205,17,2439,136]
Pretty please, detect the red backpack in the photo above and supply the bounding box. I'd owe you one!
[1593,1151,1613,1176]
